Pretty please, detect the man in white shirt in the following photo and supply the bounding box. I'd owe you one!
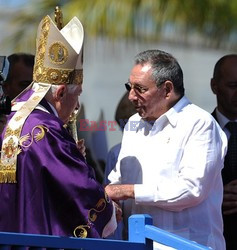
[106,49,227,250]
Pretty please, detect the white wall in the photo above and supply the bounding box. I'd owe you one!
[81,37,233,157]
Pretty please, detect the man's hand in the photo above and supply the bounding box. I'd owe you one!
[223,179,237,215]
[105,184,134,201]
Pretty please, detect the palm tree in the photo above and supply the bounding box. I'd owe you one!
[1,0,237,52]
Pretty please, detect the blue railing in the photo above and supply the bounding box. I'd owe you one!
[0,214,209,250]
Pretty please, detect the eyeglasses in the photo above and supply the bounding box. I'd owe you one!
[125,80,168,94]
[125,82,149,94]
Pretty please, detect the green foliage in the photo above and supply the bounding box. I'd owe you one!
[1,0,237,52]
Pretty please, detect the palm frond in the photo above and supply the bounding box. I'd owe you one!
[1,0,237,52]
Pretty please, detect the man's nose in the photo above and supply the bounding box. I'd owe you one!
[128,88,138,101]
[76,99,80,109]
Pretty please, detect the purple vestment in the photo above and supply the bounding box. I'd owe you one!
[0,89,114,238]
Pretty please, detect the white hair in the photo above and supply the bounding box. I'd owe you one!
[45,84,79,98]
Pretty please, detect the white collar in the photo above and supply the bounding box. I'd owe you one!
[12,101,58,118]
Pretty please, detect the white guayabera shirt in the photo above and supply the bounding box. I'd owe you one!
[109,96,227,250]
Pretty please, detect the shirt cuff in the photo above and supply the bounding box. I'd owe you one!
[102,202,117,238]
[134,184,156,203]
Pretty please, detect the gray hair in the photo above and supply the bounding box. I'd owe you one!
[134,50,185,96]
[45,84,79,99]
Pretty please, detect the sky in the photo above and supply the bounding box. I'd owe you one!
[0,0,28,7]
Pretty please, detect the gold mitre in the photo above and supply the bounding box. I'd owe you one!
[33,13,84,85]
[0,10,84,184]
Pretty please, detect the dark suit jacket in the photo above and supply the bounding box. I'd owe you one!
[212,109,237,250]
[212,109,235,184]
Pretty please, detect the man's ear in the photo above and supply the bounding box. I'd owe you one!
[211,78,217,94]
[164,80,173,97]
[55,85,66,101]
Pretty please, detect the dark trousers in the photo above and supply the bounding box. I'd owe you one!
[223,214,237,250]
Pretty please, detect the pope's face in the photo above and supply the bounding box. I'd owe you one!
[127,63,168,121]
[60,84,82,123]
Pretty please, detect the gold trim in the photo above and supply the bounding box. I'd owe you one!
[33,16,74,84]
[0,125,49,183]
[1,137,19,159]
[0,170,17,183]
[19,125,49,148]
[55,6,63,30]
[48,42,68,65]
[33,16,83,85]
[71,69,83,85]
[73,225,90,238]
[73,193,111,238]
[0,83,51,183]
[5,127,21,138]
